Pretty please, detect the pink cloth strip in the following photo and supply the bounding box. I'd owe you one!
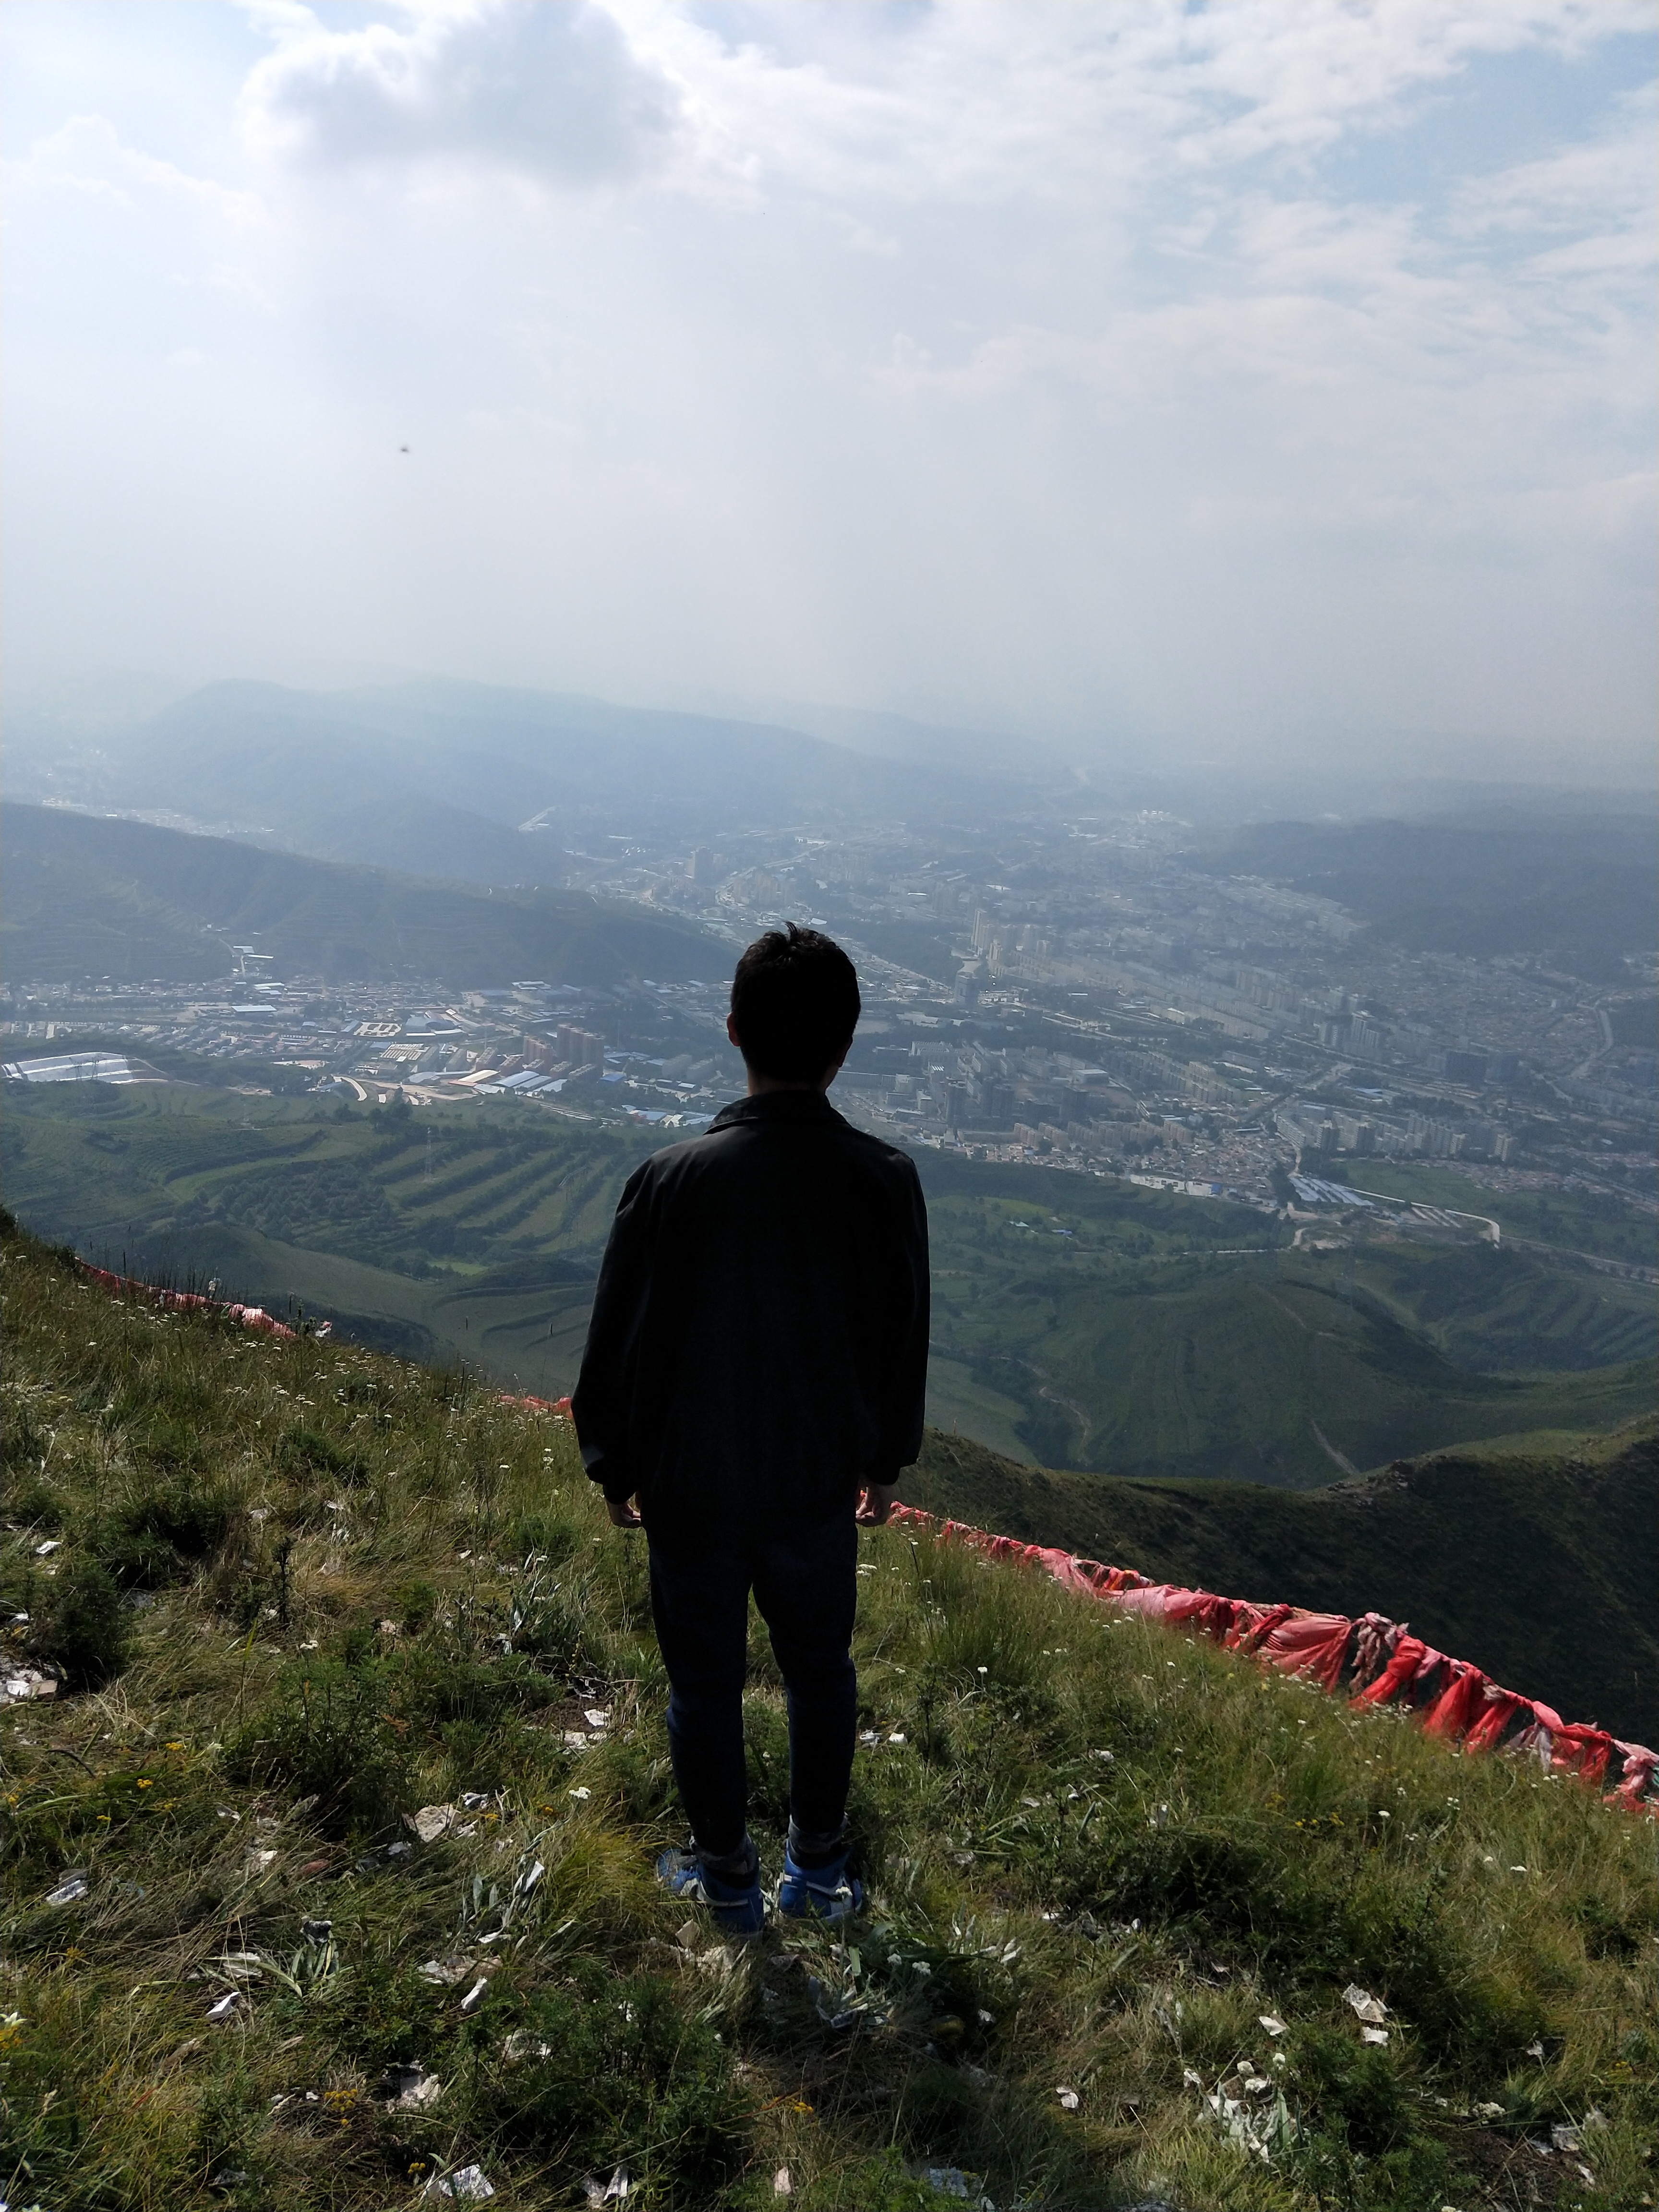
[886,1501,1655,1811]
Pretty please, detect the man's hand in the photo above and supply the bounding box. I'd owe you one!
[856,1482,901,1527]
[605,1495,642,1528]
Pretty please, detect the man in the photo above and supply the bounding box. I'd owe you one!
[572,925,929,1934]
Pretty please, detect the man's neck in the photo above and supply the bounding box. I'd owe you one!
[745,1071,830,1098]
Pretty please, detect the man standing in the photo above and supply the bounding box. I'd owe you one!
[572,925,929,1933]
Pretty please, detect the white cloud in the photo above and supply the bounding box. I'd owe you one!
[240,0,681,184]
[2,1,1653,774]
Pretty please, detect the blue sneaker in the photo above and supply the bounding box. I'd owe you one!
[777,1842,863,1923]
[656,1846,766,1937]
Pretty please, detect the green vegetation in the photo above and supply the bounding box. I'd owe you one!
[6,1081,1653,1484]
[914,1161,1654,1481]
[1331,1162,1657,1272]
[3,1214,1656,2210]
[908,1420,1659,1747]
[0,803,715,985]
[1289,1235,1655,1369]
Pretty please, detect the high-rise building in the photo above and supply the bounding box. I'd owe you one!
[556,1024,605,1068]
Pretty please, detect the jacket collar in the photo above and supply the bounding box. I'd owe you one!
[709,1090,843,1132]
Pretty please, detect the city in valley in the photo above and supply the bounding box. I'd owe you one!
[5,804,1653,1243]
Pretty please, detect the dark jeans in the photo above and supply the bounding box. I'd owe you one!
[647,1513,859,1860]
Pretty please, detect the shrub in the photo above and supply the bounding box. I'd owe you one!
[96,1476,238,1589]
[29,1557,131,1689]
[225,1659,411,1839]
[277,1426,369,1485]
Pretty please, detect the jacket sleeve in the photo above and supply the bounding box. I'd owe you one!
[875,1160,930,1481]
[572,1161,656,1502]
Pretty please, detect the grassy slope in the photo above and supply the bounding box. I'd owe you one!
[0,803,716,986]
[7,1083,1652,1491]
[907,1423,1659,1749]
[2,1219,1656,2212]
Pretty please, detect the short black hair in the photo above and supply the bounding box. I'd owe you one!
[730,924,861,1083]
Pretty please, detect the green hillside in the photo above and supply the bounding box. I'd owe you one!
[4,1080,1652,1484]
[2,1214,1655,2211]
[913,1157,1654,1482]
[907,1421,1659,1748]
[0,804,717,986]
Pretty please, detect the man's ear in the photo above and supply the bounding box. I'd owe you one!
[823,1032,855,1084]
[726,1012,742,1051]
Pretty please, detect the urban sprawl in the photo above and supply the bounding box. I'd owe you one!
[4,812,1653,1223]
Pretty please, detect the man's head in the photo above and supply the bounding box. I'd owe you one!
[728,923,860,1088]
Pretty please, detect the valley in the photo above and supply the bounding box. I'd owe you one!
[4,1073,1650,1493]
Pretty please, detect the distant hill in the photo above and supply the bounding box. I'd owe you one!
[4,677,1018,879]
[908,1419,1659,1745]
[1193,812,1658,976]
[0,803,718,986]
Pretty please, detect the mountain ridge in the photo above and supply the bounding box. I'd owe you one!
[0,802,719,986]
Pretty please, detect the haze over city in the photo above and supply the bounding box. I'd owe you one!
[3,0,1654,786]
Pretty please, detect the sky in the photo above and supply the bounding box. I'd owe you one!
[2,0,1654,784]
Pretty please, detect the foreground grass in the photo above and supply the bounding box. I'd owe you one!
[2,1220,1656,2211]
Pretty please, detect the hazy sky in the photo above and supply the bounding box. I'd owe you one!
[3,1,1654,781]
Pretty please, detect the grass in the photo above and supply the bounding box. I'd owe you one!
[7,1083,1653,1487]
[3,1215,1657,2210]
[907,1422,1659,1748]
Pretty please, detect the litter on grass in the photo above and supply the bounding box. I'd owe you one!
[1258,2014,1288,2037]
[407,1804,457,1843]
[419,1957,477,1987]
[2,1671,56,1702]
[424,2165,495,2201]
[583,2167,632,2206]
[46,1874,90,1906]
[204,1992,244,2023]
[1361,2025,1390,2045]
[772,2169,792,2198]
[1056,2085,1081,2110]
[918,2170,995,2208]
[501,2030,553,2062]
[1342,1984,1389,2026]
[1202,2078,1298,2164]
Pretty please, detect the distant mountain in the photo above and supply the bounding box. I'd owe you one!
[1193,813,1658,976]
[907,1418,1659,1746]
[0,804,717,986]
[4,677,1021,881]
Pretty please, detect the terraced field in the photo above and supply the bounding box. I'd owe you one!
[4,1078,1653,1483]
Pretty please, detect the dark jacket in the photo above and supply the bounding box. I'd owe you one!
[572,1090,929,1539]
